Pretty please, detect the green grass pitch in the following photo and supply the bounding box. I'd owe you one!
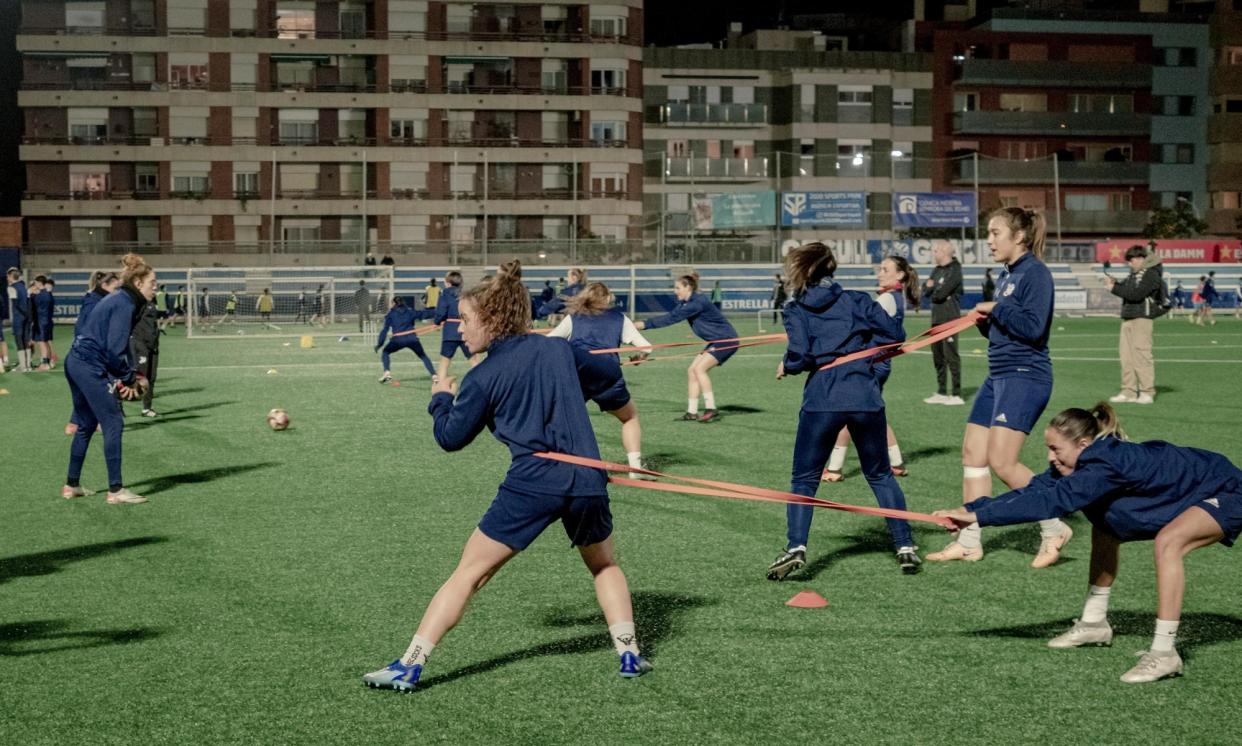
[2,315,1241,744]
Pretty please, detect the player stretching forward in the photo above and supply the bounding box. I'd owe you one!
[375,296,437,383]
[936,402,1242,683]
[823,256,919,482]
[928,207,1073,569]
[433,271,480,379]
[547,281,652,478]
[635,274,739,422]
[62,253,156,505]
[362,261,651,692]
[767,242,921,579]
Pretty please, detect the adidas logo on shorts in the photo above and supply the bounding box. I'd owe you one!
[995,413,1008,424]
[1204,497,1221,508]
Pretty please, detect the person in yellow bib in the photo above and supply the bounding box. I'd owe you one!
[257,288,279,330]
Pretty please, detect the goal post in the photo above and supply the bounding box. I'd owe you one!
[185,266,393,339]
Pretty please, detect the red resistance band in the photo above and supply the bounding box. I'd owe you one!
[390,318,463,338]
[589,332,787,356]
[819,311,983,371]
[534,452,956,530]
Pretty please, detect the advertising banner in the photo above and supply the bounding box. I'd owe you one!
[893,192,976,228]
[780,192,866,227]
[692,192,776,230]
[1094,240,1242,264]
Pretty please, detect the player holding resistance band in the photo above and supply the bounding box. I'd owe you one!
[635,274,738,422]
[935,402,1242,683]
[547,281,653,478]
[375,296,437,383]
[928,207,1073,568]
[768,242,923,579]
[362,261,650,692]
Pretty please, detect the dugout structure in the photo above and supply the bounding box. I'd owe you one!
[186,266,394,338]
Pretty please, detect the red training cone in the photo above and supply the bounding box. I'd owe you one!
[391,380,401,387]
[786,590,829,609]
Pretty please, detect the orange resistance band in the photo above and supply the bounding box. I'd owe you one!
[819,311,983,371]
[589,332,787,355]
[534,452,956,530]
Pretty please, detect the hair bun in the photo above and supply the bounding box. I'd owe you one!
[121,252,145,270]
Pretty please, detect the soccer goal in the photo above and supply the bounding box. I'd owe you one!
[186,266,394,339]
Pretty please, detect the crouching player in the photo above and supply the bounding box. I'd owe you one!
[935,402,1242,684]
[362,262,651,692]
[375,296,437,383]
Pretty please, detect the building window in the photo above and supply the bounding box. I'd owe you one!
[1000,141,1047,160]
[65,2,105,31]
[591,121,625,144]
[69,166,109,196]
[172,174,209,195]
[542,60,567,93]
[591,68,626,94]
[1211,191,1242,209]
[1164,144,1194,164]
[1167,96,1195,116]
[893,88,914,126]
[445,4,471,33]
[170,64,209,90]
[999,93,1047,112]
[953,92,978,112]
[71,221,110,249]
[235,172,259,196]
[279,121,317,144]
[135,164,158,195]
[390,119,425,141]
[1159,47,1197,67]
[1069,94,1132,114]
[590,15,627,38]
[276,6,315,39]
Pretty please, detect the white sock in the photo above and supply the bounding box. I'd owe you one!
[1151,619,1179,653]
[400,634,435,667]
[609,622,640,656]
[687,398,699,415]
[888,444,903,467]
[703,392,716,410]
[957,523,982,549]
[626,452,642,468]
[1081,585,1111,623]
[1039,518,1067,539]
[826,446,848,472]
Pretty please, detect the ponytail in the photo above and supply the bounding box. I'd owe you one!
[462,259,531,339]
[676,274,699,294]
[988,207,1046,260]
[886,255,920,306]
[1048,401,1125,443]
[783,242,838,295]
[566,282,613,316]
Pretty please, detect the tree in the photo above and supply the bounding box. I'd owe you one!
[1142,202,1207,239]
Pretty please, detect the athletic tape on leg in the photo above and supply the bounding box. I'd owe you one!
[536,452,957,529]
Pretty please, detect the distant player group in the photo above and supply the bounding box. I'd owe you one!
[14,207,1239,692]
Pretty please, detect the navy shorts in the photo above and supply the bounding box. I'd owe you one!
[478,485,613,551]
[440,339,471,359]
[704,343,737,366]
[1197,491,1242,547]
[591,377,631,412]
[967,375,1052,434]
[34,324,53,342]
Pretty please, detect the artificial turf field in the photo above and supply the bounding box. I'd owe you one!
[2,314,1241,745]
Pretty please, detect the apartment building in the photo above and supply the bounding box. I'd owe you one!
[18,0,644,262]
[643,31,935,258]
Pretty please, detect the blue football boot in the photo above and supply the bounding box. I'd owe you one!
[362,660,422,692]
[619,651,653,678]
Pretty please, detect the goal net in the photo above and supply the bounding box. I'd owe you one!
[186,266,394,339]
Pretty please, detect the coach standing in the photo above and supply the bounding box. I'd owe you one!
[923,242,964,405]
[1106,245,1165,404]
[354,279,372,333]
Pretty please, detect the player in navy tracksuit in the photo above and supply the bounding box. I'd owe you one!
[6,268,33,372]
[31,275,55,370]
[62,254,157,505]
[822,256,919,482]
[636,274,739,422]
[64,271,121,435]
[375,296,437,383]
[433,271,480,379]
[766,243,921,579]
[537,267,586,319]
[937,402,1242,684]
[547,281,653,477]
[363,263,651,692]
[928,207,1073,569]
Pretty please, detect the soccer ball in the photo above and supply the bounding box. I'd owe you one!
[267,408,290,431]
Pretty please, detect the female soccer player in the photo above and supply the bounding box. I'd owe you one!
[257,288,277,329]
[635,274,739,422]
[362,262,650,692]
[927,207,1073,568]
[538,267,587,320]
[62,253,156,505]
[766,243,921,579]
[547,281,652,477]
[30,275,55,371]
[822,256,919,482]
[130,295,160,418]
[433,271,480,379]
[935,402,1242,683]
[7,267,32,372]
[76,271,119,339]
[375,296,437,383]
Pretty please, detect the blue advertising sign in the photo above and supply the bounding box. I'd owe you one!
[780,192,866,227]
[893,192,976,228]
[692,192,776,229]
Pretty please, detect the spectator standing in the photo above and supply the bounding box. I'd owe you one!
[923,242,965,405]
[1106,245,1165,404]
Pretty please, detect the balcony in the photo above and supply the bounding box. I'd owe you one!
[952,159,1149,185]
[956,60,1150,89]
[655,102,768,127]
[953,111,1150,137]
[1057,210,1148,233]
[18,26,612,44]
[664,157,769,181]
